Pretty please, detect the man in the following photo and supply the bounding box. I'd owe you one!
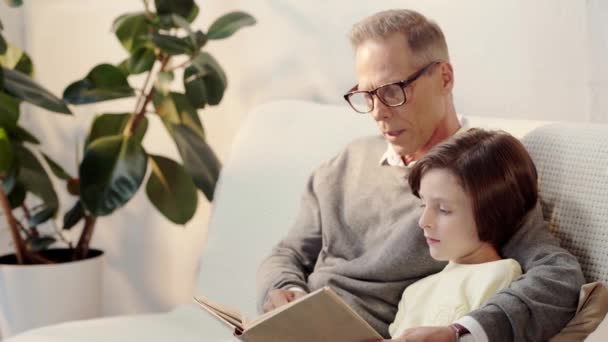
[256,9,584,342]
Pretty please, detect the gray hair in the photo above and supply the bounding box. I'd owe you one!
[349,9,449,67]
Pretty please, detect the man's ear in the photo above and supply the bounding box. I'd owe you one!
[439,62,454,94]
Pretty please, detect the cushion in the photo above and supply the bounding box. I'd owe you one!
[549,282,608,341]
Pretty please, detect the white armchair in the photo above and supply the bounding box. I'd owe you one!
[5,100,607,341]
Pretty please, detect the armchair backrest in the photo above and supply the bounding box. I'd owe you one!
[522,124,608,282]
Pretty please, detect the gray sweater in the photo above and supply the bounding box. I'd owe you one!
[256,135,585,341]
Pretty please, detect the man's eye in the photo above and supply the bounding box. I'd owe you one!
[439,208,450,214]
[419,203,426,208]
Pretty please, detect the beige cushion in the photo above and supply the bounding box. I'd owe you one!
[549,282,608,341]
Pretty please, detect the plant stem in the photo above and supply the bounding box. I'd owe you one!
[0,180,27,264]
[51,220,73,249]
[131,65,155,123]
[21,204,40,237]
[29,252,54,264]
[130,54,170,135]
[16,220,31,237]
[143,0,153,20]
[73,215,96,260]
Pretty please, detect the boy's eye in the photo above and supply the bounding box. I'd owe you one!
[419,203,426,208]
[439,207,451,214]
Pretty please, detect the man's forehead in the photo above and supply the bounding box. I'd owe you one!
[354,37,417,89]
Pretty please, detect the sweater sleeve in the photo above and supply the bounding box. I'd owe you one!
[255,172,323,313]
[467,204,585,341]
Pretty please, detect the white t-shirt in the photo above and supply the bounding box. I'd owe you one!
[389,259,522,338]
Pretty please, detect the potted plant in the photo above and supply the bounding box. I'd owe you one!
[0,1,89,336]
[0,0,255,337]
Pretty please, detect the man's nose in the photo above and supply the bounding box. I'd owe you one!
[371,97,391,121]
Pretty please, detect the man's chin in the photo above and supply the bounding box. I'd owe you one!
[390,144,415,158]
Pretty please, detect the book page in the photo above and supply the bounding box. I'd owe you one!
[246,287,325,329]
[193,296,247,331]
[242,287,382,342]
[195,287,382,342]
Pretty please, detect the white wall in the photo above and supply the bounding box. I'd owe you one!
[0,0,606,318]
[587,0,608,123]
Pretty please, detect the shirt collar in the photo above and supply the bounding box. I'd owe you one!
[379,115,469,168]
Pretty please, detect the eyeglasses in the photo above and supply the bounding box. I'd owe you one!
[343,61,441,114]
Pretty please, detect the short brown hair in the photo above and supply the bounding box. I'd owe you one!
[349,9,449,67]
[408,128,538,249]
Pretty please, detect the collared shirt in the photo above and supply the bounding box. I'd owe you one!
[379,116,469,167]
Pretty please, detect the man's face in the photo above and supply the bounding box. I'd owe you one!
[354,34,447,156]
[417,168,485,263]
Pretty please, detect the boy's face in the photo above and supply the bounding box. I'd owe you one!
[417,168,493,263]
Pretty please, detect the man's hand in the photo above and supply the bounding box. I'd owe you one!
[262,289,307,313]
[379,326,456,342]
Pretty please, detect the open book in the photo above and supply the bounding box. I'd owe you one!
[194,287,382,342]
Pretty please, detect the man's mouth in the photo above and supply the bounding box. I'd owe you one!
[384,129,405,139]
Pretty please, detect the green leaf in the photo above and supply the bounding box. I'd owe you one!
[150,33,193,56]
[183,67,207,109]
[7,181,25,208]
[67,177,79,196]
[207,11,256,40]
[0,34,6,55]
[0,44,21,68]
[146,154,197,224]
[2,164,17,194]
[63,64,134,105]
[0,91,20,129]
[112,12,150,53]
[153,91,204,138]
[184,65,225,107]
[15,144,59,210]
[26,236,56,252]
[0,44,33,76]
[184,52,227,107]
[85,113,148,148]
[0,127,14,172]
[117,59,130,76]
[2,67,72,114]
[193,30,207,49]
[155,0,194,18]
[13,52,32,76]
[63,200,84,230]
[122,47,156,75]
[155,70,173,93]
[186,3,199,22]
[157,71,174,84]
[79,135,148,216]
[9,125,40,144]
[4,0,23,7]
[169,14,191,32]
[170,124,221,200]
[190,52,227,85]
[165,14,205,50]
[28,206,55,227]
[42,153,72,180]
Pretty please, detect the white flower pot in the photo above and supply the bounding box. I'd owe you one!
[0,249,103,339]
